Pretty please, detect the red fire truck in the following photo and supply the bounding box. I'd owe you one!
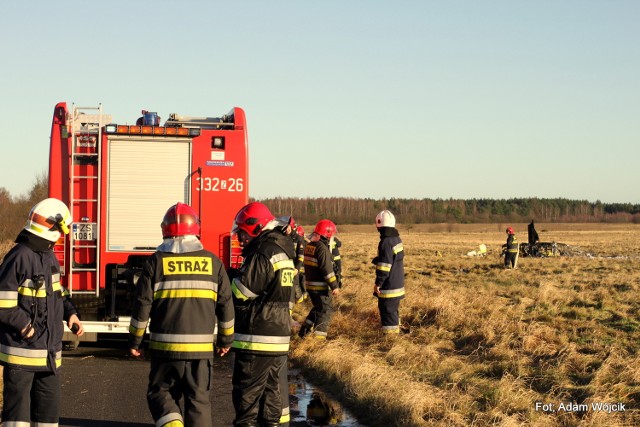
[48,103,248,343]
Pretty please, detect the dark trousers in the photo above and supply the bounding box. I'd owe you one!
[232,352,287,427]
[505,252,517,268]
[147,358,213,427]
[2,367,60,424]
[301,292,333,338]
[378,297,402,333]
[278,359,290,426]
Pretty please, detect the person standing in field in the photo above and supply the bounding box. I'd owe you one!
[287,218,308,303]
[372,210,405,334]
[295,224,308,300]
[503,227,519,269]
[129,202,235,427]
[228,202,297,427]
[527,220,540,256]
[330,235,343,288]
[0,197,84,426]
[298,219,340,340]
[528,220,539,246]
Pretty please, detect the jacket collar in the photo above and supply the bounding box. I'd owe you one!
[378,227,399,238]
[15,229,53,252]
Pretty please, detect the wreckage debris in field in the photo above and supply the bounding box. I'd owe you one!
[519,242,590,257]
[467,244,488,257]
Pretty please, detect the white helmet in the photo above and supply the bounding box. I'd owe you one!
[375,210,396,228]
[24,198,72,242]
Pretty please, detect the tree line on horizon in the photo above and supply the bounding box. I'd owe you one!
[2,177,639,242]
[258,196,640,226]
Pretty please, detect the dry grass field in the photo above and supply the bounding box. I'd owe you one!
[291,223,640,426]
[1,223,639,426]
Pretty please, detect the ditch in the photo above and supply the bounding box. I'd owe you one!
[288,366,364,426]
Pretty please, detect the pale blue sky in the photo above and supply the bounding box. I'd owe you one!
[1,1,638,203]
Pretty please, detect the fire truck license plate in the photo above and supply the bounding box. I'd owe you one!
[73,223,96,241]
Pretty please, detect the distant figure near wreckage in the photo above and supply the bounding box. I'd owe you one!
[528,220,539,245]
[503,227,519,269]
[528,220,540,256]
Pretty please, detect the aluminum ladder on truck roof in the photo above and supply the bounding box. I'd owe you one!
[165,113,234,129]
[68,104,111,298]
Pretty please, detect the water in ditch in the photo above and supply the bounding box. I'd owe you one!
[288,366,365,426]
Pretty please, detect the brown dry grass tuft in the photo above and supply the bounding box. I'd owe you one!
[291,224,640,426]
[0,241,14,262]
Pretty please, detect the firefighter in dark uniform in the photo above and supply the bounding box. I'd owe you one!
[372,210,405,334]
[503,227,519,269]
[528,220,539,246]
[298,219,340,340]
[330,236,343,288]
[528,220,540,256]
[291,221,307,303]
[274,215,303,426]
[278,216,306,305]
[228,202,297,427]
[129,202,235,427]
[0,198,84,426]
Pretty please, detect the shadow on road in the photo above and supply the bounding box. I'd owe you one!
[60,418,152,427]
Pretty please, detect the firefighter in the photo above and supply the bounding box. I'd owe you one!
[372,210,405,334]
[528,220,540,255]
[297,225,308,242]
[228,202,297,427]
[275,215,306,304]
[331,235,343,288]
[503,226,519,269]
[298,219,340,340]
[128,202,234,427]
[528,220,539,245]
[291,220,308,303]
[0,198,84,426]
[272,215,301,426]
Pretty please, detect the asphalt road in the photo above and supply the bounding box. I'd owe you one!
[57,340,344,427]
[59,340,235,427]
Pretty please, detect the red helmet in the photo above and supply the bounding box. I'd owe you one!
[161,202,200,238]
[232,202,275,238]
[313,219,337,239]
[296,225,305,237]
[506,227,515,235]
